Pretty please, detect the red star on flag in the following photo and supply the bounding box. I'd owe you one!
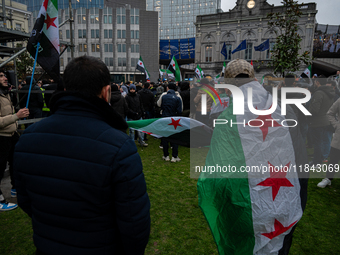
[222,100,229,108]
[246,109,282,141]
[257,162,294,200]
[168,118,182,130]
[142,131,153,135]
[44,14,57,30]
[139,61,142,65]
[262,219,297,239]
[173,63,176,68]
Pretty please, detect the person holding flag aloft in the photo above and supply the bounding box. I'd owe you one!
[0,69,29,211]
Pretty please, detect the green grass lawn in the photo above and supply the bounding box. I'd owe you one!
[1,137,339,254]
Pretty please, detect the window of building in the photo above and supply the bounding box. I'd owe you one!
[104,44,113,52]
[91,29,94,38]
[104,7,112,24]
[122,44,126,52]
[245,42,253,60]
[122,30,126,39]
[117,7,126,24]
[96,29,99,38]
[59,30,62,40]
[15,23,22,31]
[135,30,139,39]
[131,30,134,39]
[118,44,121,52]
[77,7,86,24]
[118,58,126,67]
[66,30,70,39]
[130,8,139,24]
[105,57,114,66]
[78,44,87,53]
[131,44,135,53]
[205,45,212,62]
[92,44,95,52]
[117,30,121,39]
[266,42,275,59]
[78,29,86,38]
[90,8,99,24]
[131,58,139,67]
[60,58,64,67]
[224,44,232,61]
[136,44,140,53]
[104,29,112,39]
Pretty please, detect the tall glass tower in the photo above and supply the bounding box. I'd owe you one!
[146,0,221,39]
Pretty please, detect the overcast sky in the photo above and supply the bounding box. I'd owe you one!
[221,0,340,26]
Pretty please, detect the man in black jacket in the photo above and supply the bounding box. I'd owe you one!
[138,82,154,141]
[125,84,148,147]
[308,76,335,166]
[157,83,182,162]
[19,77,43,122]
[14,56,150,255]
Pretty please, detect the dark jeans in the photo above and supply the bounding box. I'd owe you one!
[162,138,178,158]
[143,111,154,140]
[327,147,340,180]
[0,133,19,195]
[310,126,328,165]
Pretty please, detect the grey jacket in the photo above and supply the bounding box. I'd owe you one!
[327,98,340,150]
[308,86,335,128]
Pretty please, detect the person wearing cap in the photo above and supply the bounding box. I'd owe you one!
[197,59,308,255]
[125,84,148,147]
[157,83,182,162]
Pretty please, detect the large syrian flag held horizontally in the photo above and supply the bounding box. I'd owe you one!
[127,117,213,147]
[197,80,308,255]
[136,56,150,80]
[168,56,182,81]
[27,0,60,82]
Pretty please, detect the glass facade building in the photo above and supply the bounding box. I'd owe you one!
[12,0,104,12]
[146,0,221,39]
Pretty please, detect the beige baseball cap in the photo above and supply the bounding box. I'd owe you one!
[224,59,255,79]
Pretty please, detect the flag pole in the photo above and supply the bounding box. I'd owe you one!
[26,42,40,108]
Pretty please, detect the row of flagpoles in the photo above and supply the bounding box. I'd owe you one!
[221,39,271,57]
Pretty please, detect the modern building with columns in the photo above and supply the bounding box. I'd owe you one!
[194,0,317,78]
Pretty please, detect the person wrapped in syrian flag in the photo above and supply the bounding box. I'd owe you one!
[27,0,60,82]
[197,59,308,255]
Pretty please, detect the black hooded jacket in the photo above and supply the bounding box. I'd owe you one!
[308,85,335,128]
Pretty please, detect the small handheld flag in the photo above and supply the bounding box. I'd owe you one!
[136,56,150,80]
[232,39,247,54]
[168,56,182,81]
[27,0,60,82]
[194,65,204,79]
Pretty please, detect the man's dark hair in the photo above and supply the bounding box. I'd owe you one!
[144,82,150,89]
[0,68,5,74]
[284,74,296,87]
[168,82,176,90]
[111,84,119,91]
[317,75,327,86]
[63,56,110,96]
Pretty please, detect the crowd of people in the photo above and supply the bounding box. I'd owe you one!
[0,56,339,254]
